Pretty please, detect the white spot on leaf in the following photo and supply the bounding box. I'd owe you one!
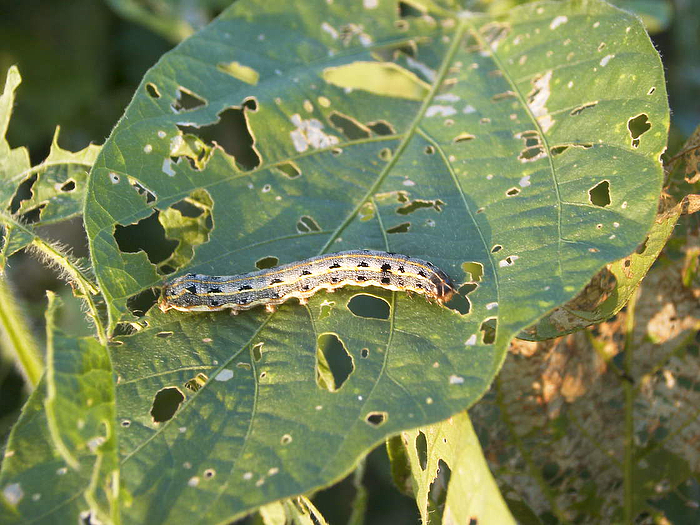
[3,483,23,505]
[215,369,234,381]
[289,114,339,152]
[435,93,460,103]
[519,175,531,187]
[321,22,338,39]
[406,57,436,82]
[162,158,176,177]
[449,375,465,384]
[426,105,457,117]
[528,70,554,132]
[465,334,477,346]
[600,54,614,67]
[550,15,568,30]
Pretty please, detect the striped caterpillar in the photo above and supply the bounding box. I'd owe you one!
[159,250,455,313]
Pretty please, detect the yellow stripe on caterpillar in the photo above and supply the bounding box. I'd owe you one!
[159,250,455,313]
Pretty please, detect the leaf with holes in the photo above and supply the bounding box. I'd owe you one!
[0,297,117,523]
[82,0,667,522]
[0,66,101,264]
[389,410,516,524]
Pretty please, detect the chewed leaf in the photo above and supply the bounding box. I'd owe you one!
[82,0,667,522]
[0,67,100,262]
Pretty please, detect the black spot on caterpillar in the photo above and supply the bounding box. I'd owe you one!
[159,250,456,313]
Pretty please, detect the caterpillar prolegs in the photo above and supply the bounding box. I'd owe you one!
[159,250,456,314]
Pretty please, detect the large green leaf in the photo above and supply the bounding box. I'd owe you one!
[83,0,668,522]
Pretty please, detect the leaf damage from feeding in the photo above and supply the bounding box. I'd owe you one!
[322,61,430,101]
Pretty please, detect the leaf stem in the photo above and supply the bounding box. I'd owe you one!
[0,276,43,387]
[0,211,107,345]
[622,289,639,524]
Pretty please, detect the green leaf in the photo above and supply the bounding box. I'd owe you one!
[522,196,682,340]
[83,0,668,521]
[0,295,117,523]
[398,410,515,523]
[0,66,101,264]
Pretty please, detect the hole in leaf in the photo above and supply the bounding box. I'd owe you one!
[347,294,390,320]
[551,145,569,156]
[367,120,395,135]
[506,187,520,196]
[635,236,649,254]
[297,215,321,233]
[570,101,598,116]
[20,204,44,224]
[491,91,516,102]
[445,284,473,315]
[428,459,452,516]
[128,177,156,204]
[398,1,424,17]
[360,347,369,358]
[60,180,76,192]
[9,173,37,214]
[217,61,259,85]
[146,83,160,98]
[157,189,214,273]
[491,245,502,253]
[127,288,159,317]
[386,222,410,234]
[274,162,301,179]
[114,211,178,264]
[396,199,444,215]
[171,87,206,112]
[379,148,392,161]
[156,331,173,338]
[453,132,475,143]
[365,411,387,427]
[589,180,611,207]
[170,200,202,218]
[177,99,260,171]
[518,146,545,162]
[416,431,428,470]
[252,342,264,362]
[256,256,279,269]
[461,262,483,282]
[184,373,208,392]
[329,111,371,139]
[424,145,435,154]
[480,317,497,344]
[150,387,184,423]
[319,300,335,320]
[628,113,650,148]
[316,333,354,392]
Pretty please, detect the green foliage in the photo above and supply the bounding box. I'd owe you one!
[0,0,681,523]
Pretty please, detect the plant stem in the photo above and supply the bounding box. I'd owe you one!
[0,276,43,387]
[0,211,107,345]
[622,289,639,524]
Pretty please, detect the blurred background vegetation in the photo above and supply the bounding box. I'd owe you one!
[0,0,698,523]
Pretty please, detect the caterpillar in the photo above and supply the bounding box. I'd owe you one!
[159,250,455,313]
